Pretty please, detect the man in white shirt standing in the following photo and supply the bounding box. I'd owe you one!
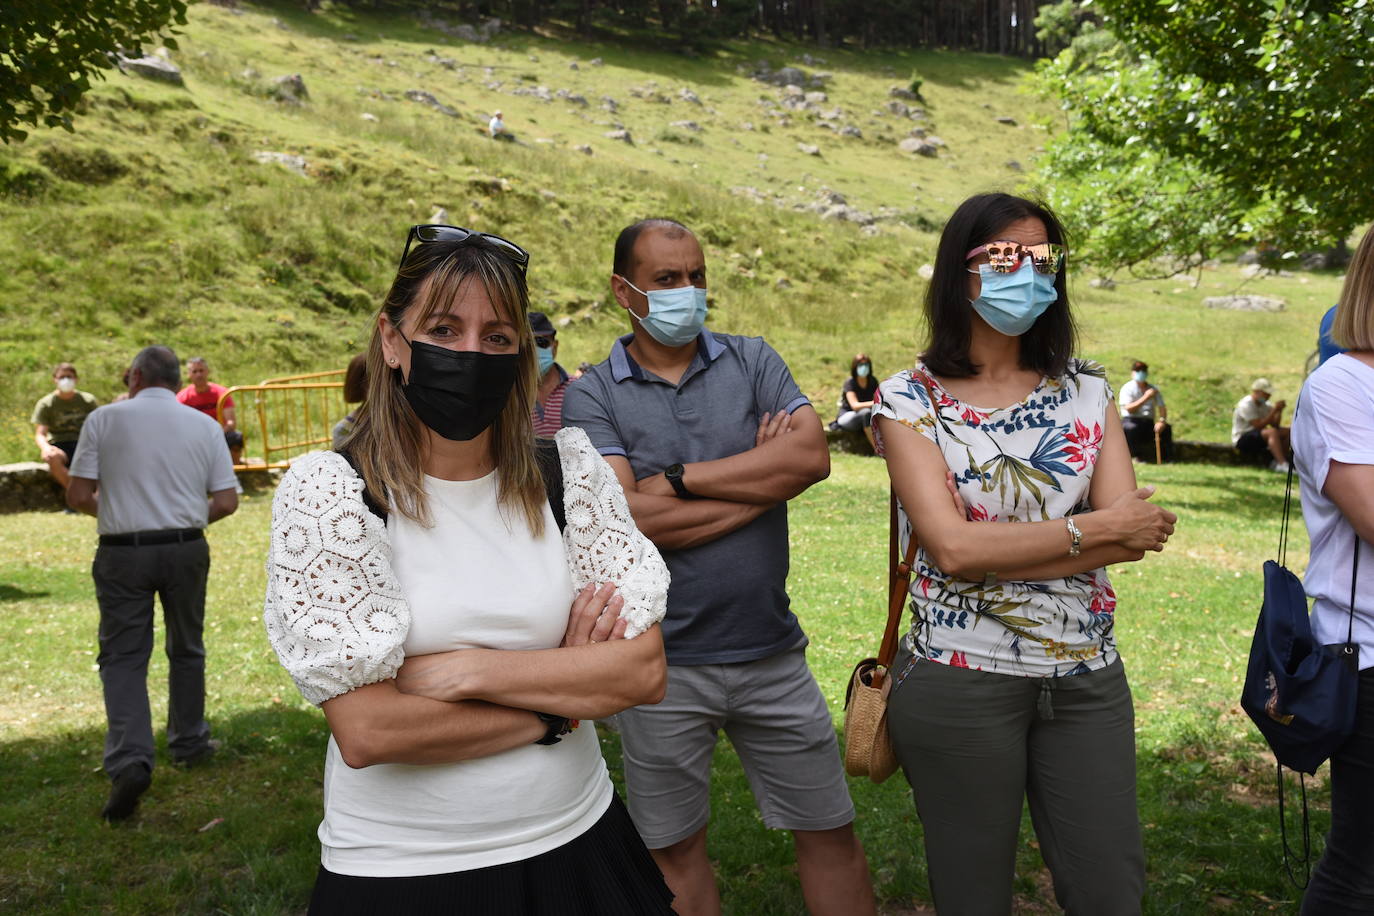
[67,346,239,821]
[1232,377,1291,471]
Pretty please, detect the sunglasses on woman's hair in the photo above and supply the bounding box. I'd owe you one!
[398,224,530,274]
[965,240,1066,275]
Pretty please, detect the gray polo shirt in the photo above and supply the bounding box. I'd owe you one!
[70,387,238,535]
[561,330,810,666]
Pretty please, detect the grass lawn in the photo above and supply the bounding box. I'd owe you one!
[0,454,1317,913]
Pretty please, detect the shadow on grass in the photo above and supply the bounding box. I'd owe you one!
[0,584,50,602]
[1,703,328,914]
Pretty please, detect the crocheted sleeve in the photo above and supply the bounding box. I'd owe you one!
[555,426,669,638]
[262,451,409,706]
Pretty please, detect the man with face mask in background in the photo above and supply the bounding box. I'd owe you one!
[561,219,877,916]
[529,310,572,437]
[32,362,99,491]
[1117,359,1172,463]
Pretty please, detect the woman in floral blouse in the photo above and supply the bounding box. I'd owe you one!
[874,193,1176,915]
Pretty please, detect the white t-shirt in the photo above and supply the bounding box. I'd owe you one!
[1232,394,1271,444]
[317,471,612,877]
[1117,378,1164,420]
[1293,354,1374,667]
[489,116,505,136]
[69,387,237,534]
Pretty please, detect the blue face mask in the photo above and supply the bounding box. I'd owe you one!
[1133,370,1148,383]
[967,259,1059,337]
[621,277,708,348]
[856,364,871,378]
[536,343,556,376]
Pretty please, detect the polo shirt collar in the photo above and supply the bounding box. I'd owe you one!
[609,329,724,383]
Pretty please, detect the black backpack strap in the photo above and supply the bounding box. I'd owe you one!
[336,449,387,523]
[535,438,566,533]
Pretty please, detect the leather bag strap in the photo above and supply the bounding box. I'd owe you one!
[873,491,920,689]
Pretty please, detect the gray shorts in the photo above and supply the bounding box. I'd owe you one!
[616,646,856,848]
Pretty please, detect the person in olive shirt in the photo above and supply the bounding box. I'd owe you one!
[32,362,99,489]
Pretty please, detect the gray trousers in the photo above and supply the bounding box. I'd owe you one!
[93,539,212,776]
[888,652,1144,915]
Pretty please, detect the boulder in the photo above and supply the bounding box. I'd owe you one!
[120,54,184,86]
[797,142,821,156]
[252,151,309,177]
[569,61,580,70]
[1203,295,1287,312]
[773,66,807,86]
[430,206,450,224]
[604,129,633,144]
[886,100,911,117]
[405,89,460,117]
[361,112,379,122]
[1088,277,1116,290]
[804,91,827,104]
[1005,160,1023,172]
[995,116,1017,126]
[889,86,918,101]
[574,144,593,155]
[670,120,702,132]
[589,57,604,66]
[899,137,938,157]
[917,264,934,280]
[839,125,863,139]
[679,87,702,105]
[600,96,619,112]
[270,73,309,103]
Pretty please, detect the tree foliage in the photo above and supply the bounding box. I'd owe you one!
[331,0,1057,54]
[1,0,189,143]
[1035,0,1374,273]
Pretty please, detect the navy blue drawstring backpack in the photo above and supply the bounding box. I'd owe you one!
[1240,456,1360,886]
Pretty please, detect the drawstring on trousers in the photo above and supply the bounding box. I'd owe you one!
[1037,679,1055,720]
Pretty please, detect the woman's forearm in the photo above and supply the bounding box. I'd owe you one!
[322,681,544,769]
[398,627,668,719]
[992,542,1146,583]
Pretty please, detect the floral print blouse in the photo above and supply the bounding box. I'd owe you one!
[873,358,1119,677]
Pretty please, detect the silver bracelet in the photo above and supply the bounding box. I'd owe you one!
[1066,517,1083,557]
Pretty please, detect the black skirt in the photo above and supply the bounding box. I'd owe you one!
[306,793,674,915]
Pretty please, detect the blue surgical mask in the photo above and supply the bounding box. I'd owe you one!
[1133,370,1148,383]
[856,364,871,378]
[621,277,708,348]
[967,259,1059,337]
[537,343,556,376]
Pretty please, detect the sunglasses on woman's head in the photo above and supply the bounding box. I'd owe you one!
[965,240,1066,275]
[398,224,530,274]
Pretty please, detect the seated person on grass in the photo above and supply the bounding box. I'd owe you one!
[1117,360,1172,463]
[1232,377,1290,472]
[32,361,99,489]
[176,356,243,464]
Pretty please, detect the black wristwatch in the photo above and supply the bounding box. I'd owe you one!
[534,712,575,746]
[664,463,695,499]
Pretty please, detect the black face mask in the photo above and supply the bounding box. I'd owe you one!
[399,338,520,441]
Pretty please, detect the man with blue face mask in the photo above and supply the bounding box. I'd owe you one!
[1117,360,1172,463]
[528,310,571,437]
[562,219,876,916]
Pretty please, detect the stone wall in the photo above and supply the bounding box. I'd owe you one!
[0,463,282,514]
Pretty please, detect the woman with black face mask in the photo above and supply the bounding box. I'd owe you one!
[263,227,674,915]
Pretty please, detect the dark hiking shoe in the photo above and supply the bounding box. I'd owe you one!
[101,766,152,821]
[173,738,222,768]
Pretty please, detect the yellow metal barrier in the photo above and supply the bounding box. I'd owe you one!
[259,369,347,386]
[217,381,347,470]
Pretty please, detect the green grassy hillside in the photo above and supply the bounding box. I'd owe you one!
[0,1,1342,463]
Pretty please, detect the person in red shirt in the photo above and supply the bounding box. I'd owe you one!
[176,357,243,464]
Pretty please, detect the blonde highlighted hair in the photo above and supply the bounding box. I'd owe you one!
[1335,226,1374,351]
[344,235,546,534]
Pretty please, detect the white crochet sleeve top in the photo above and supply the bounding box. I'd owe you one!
[262,426,670,706]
